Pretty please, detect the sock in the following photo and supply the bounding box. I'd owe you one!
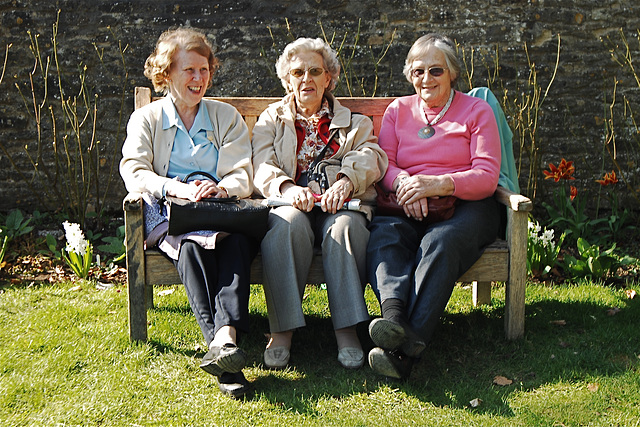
[267,330,293,350]
[334,326,361,351]
[381,298,408,324]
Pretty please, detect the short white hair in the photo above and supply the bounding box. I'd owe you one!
[275,37,341,93]
[403,33,461,88]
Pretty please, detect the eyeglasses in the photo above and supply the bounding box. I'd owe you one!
[411,67,448,78]
[289,67,325,78]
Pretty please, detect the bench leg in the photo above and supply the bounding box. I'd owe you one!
[504,209,527,340]
[125,205,148,342]
[128,271,148,342]
[472,281,491,306]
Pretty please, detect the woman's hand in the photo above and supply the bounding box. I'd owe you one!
[402,198,429,221]
[282,183,316,212]
[320,176,354,214]
[169,179,228,202]
[396,174,454,206]
[395,174,454,220]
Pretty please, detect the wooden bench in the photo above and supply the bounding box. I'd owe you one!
[124,86,533,343]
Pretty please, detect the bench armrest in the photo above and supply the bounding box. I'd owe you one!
[123,192,144,212]
[494,186,533,213]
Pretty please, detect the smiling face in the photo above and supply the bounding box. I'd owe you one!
[167,48,210,115]
[287,51,331,115]
[410,45,453,109]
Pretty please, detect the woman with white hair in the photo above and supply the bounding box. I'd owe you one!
[366,33,502,379]
[252,37,388,370]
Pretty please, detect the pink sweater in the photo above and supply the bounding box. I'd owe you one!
[379,92,501,200]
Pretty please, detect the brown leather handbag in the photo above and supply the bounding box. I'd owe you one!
[374,184,458,224]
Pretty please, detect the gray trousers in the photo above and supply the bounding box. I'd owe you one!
[261,206,370,332]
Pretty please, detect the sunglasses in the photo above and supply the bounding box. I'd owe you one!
[289,67,325,78]
[411,67,448,78]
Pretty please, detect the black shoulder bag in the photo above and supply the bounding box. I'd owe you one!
[165,171,269,240]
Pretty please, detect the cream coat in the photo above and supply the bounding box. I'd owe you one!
[251,93,388,198]
[120,96,253,199]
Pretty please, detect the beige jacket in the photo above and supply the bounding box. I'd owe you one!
[120,96,253,199]
[252,93,388,198]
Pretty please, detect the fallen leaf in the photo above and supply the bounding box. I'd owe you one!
[158,288,175,296]
[559,341,571,348]
[606,307,621,316]
[493,375,513,386]
[550,319,567,326]
[587,383,599,392]
[69,285,82,291]
[626,289,637,299]
[469,398,482,408]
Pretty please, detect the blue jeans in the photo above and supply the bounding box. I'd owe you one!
[173,234,258,346]
[366,197,500,343]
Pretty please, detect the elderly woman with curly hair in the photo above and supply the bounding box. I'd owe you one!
[120,27,256,398]
[252,37,388,370]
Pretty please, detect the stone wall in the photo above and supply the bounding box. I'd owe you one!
[0,0,639,214]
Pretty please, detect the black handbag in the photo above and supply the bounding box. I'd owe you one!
[306,128,341,195]
[166,172,269,240]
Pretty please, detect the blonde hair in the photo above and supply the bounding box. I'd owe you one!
[144,27,219,94]
[403,33,461,88]
[275,37,340,93]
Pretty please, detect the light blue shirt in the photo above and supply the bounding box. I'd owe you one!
[163,100,220,184]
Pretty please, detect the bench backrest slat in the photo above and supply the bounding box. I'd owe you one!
[134,87,394,136]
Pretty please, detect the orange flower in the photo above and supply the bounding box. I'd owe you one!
[596,170,619,186]
[570,185,577,201]
[543,158,576,182]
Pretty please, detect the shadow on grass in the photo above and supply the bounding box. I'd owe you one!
[241,295,639,418]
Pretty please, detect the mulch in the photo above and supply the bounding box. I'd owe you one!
[0,253,127,288]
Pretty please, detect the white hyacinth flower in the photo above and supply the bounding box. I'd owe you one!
[63,221,89,256]
[541,229,555,247]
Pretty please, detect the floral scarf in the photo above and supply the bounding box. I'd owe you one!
[295,99,335,174]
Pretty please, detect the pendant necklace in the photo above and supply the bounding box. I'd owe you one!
[417,89,455,139]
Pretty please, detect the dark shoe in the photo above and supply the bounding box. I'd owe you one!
[368,317,426,358]
[200,343,247,376]
[218,371,253,399]
[368,347,414,380]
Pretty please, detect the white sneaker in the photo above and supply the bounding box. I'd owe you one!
[264,346,290,370]
[338,347,364,369]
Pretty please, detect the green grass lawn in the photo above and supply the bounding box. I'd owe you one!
[1,278,639,426]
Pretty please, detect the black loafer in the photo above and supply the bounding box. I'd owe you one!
[368,317,426,358]
[368,347,414,380]
[218,371,253,399]
[200,343,247,376]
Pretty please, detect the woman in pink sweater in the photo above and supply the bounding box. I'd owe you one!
[366,33,502,379]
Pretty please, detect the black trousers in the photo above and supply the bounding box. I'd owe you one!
[173,234,258,346]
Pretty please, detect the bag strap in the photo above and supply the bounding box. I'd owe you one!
[182,171,218,184]
[180,171,238,202]
[307,127,340,173]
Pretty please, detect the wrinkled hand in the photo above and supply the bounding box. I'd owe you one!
[402,198,429,221]
[320,177,354,214]
[396,175,437,206]
[174,179,228,202]
[284,185,316,212]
